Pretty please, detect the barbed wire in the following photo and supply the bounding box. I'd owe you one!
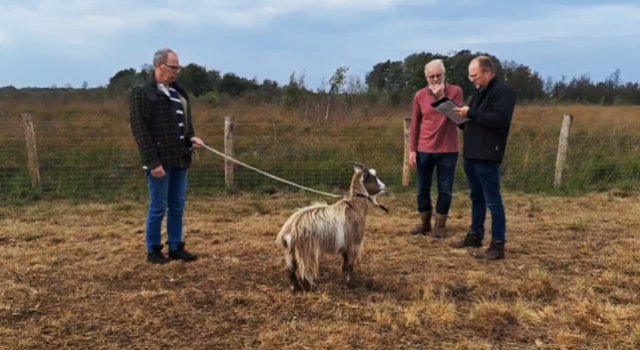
[1,121,639,200]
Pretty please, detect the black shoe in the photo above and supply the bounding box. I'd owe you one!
[147,244,169,265]
[476,240,505,260]
[450,231,483,249]
[168,242,198,262]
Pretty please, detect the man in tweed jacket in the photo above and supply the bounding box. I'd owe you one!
[129,48,203,264]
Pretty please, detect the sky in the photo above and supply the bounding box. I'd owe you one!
[1,0,640,89]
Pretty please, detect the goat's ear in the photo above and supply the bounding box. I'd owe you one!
[350,161,365,173]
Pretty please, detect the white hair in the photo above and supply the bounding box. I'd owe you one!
[425,59,446,74]
[274,163,388,292]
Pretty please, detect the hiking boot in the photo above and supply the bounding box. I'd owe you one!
[449,231,483,248]
[433,213,449,238]
[147,244,169,265]
[435,213,448,229]
[409,211,432,236]
[476,240,505,260]
[168,242,198,262]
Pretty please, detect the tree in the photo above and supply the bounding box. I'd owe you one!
[324,66,348,125]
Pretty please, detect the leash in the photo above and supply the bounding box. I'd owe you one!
[353,192,390,213]
[200,143,342,199]
[198,143,390,213]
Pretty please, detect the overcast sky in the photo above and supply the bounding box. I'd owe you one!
[1,0,639,89]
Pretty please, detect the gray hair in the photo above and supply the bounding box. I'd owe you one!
[425,59,446,74]
[153,48,175,67]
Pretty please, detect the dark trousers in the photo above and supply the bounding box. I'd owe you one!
[416,152,458,215]
[463,158,506,242]
[145,168,188,253]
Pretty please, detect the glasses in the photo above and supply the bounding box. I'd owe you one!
[162,62,182,73]
[427,73,443,81]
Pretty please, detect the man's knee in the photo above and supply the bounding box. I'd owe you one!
[168,194,186,211]
[167,189,187,211]
[149,198,167,215]
[486,197,504,211]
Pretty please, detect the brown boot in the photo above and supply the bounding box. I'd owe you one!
[475,240,505,260]
[410,211,432,236]
[449,231,483,248]
[433,213,449,238]
[434,213,448,229]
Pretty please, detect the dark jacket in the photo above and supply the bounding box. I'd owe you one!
[129,75,196,170]
[461,77,516,164]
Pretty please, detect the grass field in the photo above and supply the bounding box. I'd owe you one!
[2,190,640,349]
[1,101,640,201]
[2,100,640,348]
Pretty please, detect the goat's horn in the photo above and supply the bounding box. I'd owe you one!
[349,161,366,168]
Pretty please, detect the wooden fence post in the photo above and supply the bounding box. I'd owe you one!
[19,113,41,189]
[224,115,234,187]
[554,113,573,189]
[402,117,411,188]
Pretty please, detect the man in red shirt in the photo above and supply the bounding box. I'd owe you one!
[408,59,464,237]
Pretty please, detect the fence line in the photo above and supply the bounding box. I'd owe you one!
[1,113,639,201]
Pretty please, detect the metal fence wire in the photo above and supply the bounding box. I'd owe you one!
[1,118,639,201]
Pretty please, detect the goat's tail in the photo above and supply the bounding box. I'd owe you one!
[291,230,321,285]
[276,217,321,286]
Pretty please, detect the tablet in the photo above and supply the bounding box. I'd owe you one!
[430,97,470,126]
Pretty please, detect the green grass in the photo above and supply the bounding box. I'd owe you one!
[1,120,639,203]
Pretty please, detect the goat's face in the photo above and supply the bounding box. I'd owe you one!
[352,163,387,198]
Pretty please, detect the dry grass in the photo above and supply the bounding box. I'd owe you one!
[5,97,640,126]
[2,190,640,349]
[3,101,640,202]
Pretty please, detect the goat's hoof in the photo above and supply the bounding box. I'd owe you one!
[347,278,359,289]
[300,280,312,292]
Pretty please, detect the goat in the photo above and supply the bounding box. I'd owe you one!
[274,162,388,292]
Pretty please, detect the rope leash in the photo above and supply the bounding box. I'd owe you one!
[199,144,342,199]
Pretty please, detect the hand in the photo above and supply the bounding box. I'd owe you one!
[430,84,444,99]
[150,165,165,179]
[190,136,204,149]
[452,106,469,118]
[409,151,417,168]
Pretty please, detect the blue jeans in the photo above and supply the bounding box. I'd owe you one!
[463,159,506,242]
[145,168,188,253]
[416,152,458,214]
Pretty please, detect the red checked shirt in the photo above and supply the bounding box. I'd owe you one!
[409,83,464,154]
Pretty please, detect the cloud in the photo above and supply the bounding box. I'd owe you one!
[0,29,10,44]
[368,4,640,51]
[0,0,429,42]
[3,2,638,51]
[0,0,438,61]
[0,1,193,46]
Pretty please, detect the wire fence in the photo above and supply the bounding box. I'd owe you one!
[1,118,639,201]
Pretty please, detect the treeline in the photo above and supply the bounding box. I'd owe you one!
[2,49,639,108]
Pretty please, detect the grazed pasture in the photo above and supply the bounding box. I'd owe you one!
[2,190,640,349]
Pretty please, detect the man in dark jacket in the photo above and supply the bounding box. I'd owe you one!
[129,48,203,264]
[450,56,516,260]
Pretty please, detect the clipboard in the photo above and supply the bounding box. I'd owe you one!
[430,97,470,126]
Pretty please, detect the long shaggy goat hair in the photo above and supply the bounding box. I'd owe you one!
[275,162,387,292]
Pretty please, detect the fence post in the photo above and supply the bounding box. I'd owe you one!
[19,113,41,189]
[224,115,234,187]
[554,113,573,189]
[402,117,411,187]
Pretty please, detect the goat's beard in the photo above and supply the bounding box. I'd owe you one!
[370,190,388,211]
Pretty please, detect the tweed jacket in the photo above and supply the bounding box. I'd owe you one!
[129,75,196,170]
